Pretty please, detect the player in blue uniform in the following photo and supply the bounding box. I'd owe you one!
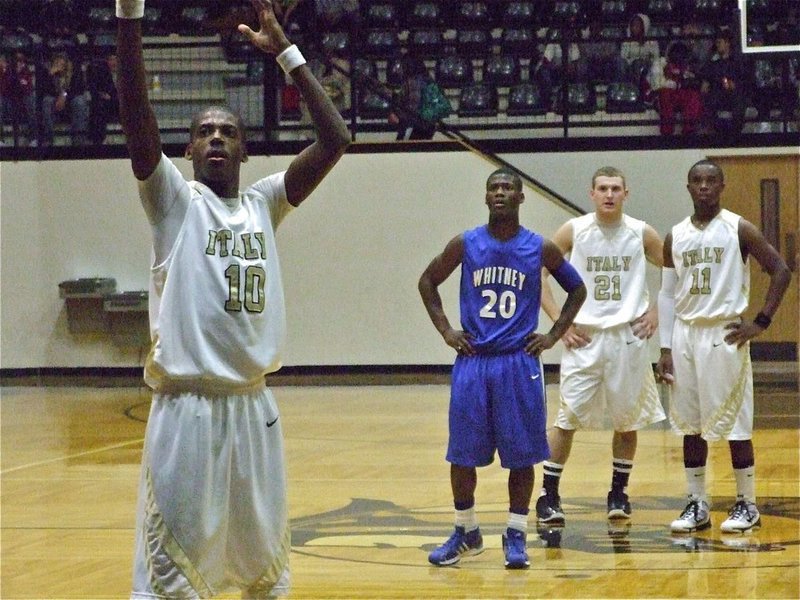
[419,168,586,569]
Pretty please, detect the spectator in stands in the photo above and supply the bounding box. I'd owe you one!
[656,41,702,136]
[699,28,750,139]
[388,57,436,141]
[86,51,119,145]
[681,19,714,66]
[618,13,660,88]
[41,51,89,146]
[0,51,38,146]
[533,30,587,111]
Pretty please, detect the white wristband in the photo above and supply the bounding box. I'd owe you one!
[116,0,145,19]
[276,44,306,75]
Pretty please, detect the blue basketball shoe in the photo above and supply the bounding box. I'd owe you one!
[502,528,530,569]
[428,526,484,566]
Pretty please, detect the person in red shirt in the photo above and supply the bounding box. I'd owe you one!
[658,41,703,135]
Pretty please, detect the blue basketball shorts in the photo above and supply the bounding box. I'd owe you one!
[446,350,549,470]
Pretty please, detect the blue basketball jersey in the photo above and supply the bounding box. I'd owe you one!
[460,225,544,353]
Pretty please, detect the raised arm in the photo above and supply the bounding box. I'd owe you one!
[418,235,475,355]
[238,0,351,207]
[116,3,161,180]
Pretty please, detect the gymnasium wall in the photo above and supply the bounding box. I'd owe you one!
[0,146,792,370]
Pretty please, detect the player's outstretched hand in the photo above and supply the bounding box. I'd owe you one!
[238,0,290,56]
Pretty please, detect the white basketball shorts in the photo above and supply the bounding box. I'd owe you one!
[555,323,665,431]
[667,318,754,441]
[131,384,290,599]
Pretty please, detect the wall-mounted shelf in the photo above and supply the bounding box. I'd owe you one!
[59,279,149,347]
[104,292,149,347]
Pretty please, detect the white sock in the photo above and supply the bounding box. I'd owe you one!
[455,506,479,532]
[685,466,707,504]
[734,466,756,504]
[507,511,528,534]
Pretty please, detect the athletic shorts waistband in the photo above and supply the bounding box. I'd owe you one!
[151,377,268,396]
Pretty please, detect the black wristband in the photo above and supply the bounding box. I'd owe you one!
[753,312,771,329]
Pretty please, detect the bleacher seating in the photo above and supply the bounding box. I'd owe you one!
[408,1,442,27]
[363,1,400,27]
[359,90,392,118]
[599,24,626,40]
[436,55,474,87]
[458,29,492,56]
[552,1,585,25]
[507,82,549,116]
[557,83,597,115]
[142,7,165,36]
[690,0,730,23]
[0,30,35,55]
[321,31,350,56]
[500,28,537,54]
[87,6,115,31]
[646,0,679,20]
[502,2,538,27]
[483,55,522,87]
[364,29,400,56]
[0,0,797,149]
[598,0,633,24]
[458,84,498,117]
[409,29,445,57]
[456,2,491,25]
[747,0,789,21]
[179,6,209,36]
[91,32,116,51]
[605,81,644,113]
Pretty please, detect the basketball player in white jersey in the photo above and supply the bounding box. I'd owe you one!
[116,1,350,597]
[657,160,789,534]
[537,166,666,526]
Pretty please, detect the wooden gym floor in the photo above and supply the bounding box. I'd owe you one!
[1,379,798,599]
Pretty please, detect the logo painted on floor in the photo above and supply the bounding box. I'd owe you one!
[290,497,799,555]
